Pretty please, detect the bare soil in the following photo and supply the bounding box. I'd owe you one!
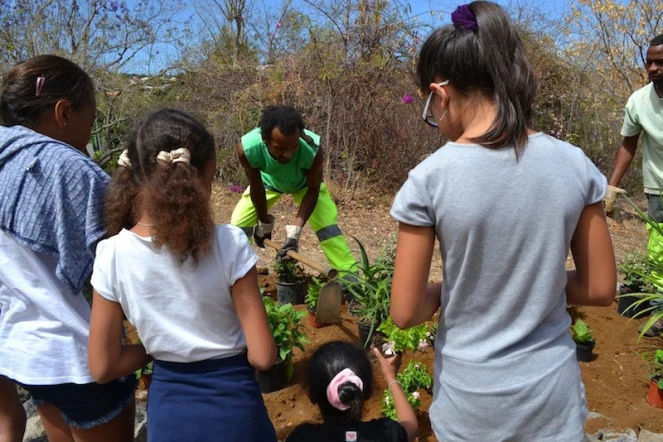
[128,188,663,440]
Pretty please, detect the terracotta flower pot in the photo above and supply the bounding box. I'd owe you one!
[647,378,663,409]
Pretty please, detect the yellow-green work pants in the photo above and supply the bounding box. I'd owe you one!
[230,183,356,273]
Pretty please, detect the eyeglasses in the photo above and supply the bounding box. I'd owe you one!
[421,80,450,127]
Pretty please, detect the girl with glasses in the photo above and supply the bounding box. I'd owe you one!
[390,2,616,441]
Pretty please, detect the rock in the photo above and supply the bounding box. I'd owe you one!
[639,430,663,442]
[593,429,638,442]
[587,411,605,420]
[22,415,45,442]
[134,400,147,442]
[16,386,31,403]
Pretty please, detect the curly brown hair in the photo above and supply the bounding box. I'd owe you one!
[105,109,216,265]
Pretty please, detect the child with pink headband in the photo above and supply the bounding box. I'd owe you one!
[286,341,418,442]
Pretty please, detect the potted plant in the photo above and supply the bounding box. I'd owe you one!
[381,361,432,420]
[274,259,307,306]
[647,349,663,408]
[305,277,330,328]
[617,254,652,318]
[258,297,308,393]
[570,319,595,362]
[341,238,393,348]
[377,318,432,356]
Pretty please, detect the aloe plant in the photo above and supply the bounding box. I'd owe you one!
[340,237,393,344]
[620,195,663,339]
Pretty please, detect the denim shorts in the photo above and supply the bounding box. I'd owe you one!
[18,375,137,429]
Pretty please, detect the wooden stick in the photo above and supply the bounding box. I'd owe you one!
[263,239,338,280]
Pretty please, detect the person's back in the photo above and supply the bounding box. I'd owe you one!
[395,134,605,440]
[93,224,255,363]
[88,109,278,442]
[389,2,616,441]
[0,55,136,442]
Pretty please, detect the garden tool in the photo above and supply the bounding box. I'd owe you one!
[264,239,342,324]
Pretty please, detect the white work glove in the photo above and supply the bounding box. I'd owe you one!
[604,185,627,213]
[253,214,275,248]
[278,225,302,259]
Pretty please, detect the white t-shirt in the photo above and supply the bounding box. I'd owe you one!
[91,225,258,363]
[0,231,95,385]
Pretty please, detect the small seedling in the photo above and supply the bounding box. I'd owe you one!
[570,319,595,345]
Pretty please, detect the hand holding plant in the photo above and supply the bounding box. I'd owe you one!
[372,347,401,382]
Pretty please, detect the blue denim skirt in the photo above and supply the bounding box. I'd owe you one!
[148,353,276,442]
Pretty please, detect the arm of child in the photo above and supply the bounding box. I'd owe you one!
[373,349,419,442]
[231,266,277,371]
[390,222,440,329]
[88,290,151,384]
[566,202,617,306]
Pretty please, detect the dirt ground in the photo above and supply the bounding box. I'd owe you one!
[133,187,663,440]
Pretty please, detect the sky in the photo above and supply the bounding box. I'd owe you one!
[128,0,573,74]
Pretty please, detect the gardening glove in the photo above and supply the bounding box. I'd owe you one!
[604,185,627,213]
[277,225,302,260]
[253,214,275,248]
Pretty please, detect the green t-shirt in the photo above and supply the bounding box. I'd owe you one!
[621,83,663,193]
[241,127,320,193]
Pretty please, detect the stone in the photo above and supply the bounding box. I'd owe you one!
[22,415,45,442]
[593,429,638,442]
[639,430,663,442]
[134,400,148,442]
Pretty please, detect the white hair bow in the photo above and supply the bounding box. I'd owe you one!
[117,150,132,168]
[156,148,191,167]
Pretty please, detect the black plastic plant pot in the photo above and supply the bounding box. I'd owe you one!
[617,294,651,318]
[357,321,379,350]
[575,341,595,362]
[276,280,307,306]
[258,359,288,394]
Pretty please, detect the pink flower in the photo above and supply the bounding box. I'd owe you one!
[402,95,414,104]
[412,392,420,400]
[276,22,282,29]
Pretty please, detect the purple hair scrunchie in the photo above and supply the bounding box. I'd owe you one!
[451,4,477,31]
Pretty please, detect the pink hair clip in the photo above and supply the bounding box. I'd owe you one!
[35,76,46,96]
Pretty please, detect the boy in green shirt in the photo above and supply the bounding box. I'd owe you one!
[231,105,356,275]
[605,34,663,336]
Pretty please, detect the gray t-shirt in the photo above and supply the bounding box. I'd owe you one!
[391,133,606,441]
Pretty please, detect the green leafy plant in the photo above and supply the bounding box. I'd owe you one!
[341,237,393,341]
[618,253,651,292]
[650,349,663,389]
[377,318,430,355]
[262,296,308,379]
[570,319,595,345]
[304,277,323,312]
[382,389,421,420]
[381,361,432,420]
[274,259,305,284]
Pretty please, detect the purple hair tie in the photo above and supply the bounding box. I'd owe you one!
[35,76,46,96]
[451,4,477,31]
